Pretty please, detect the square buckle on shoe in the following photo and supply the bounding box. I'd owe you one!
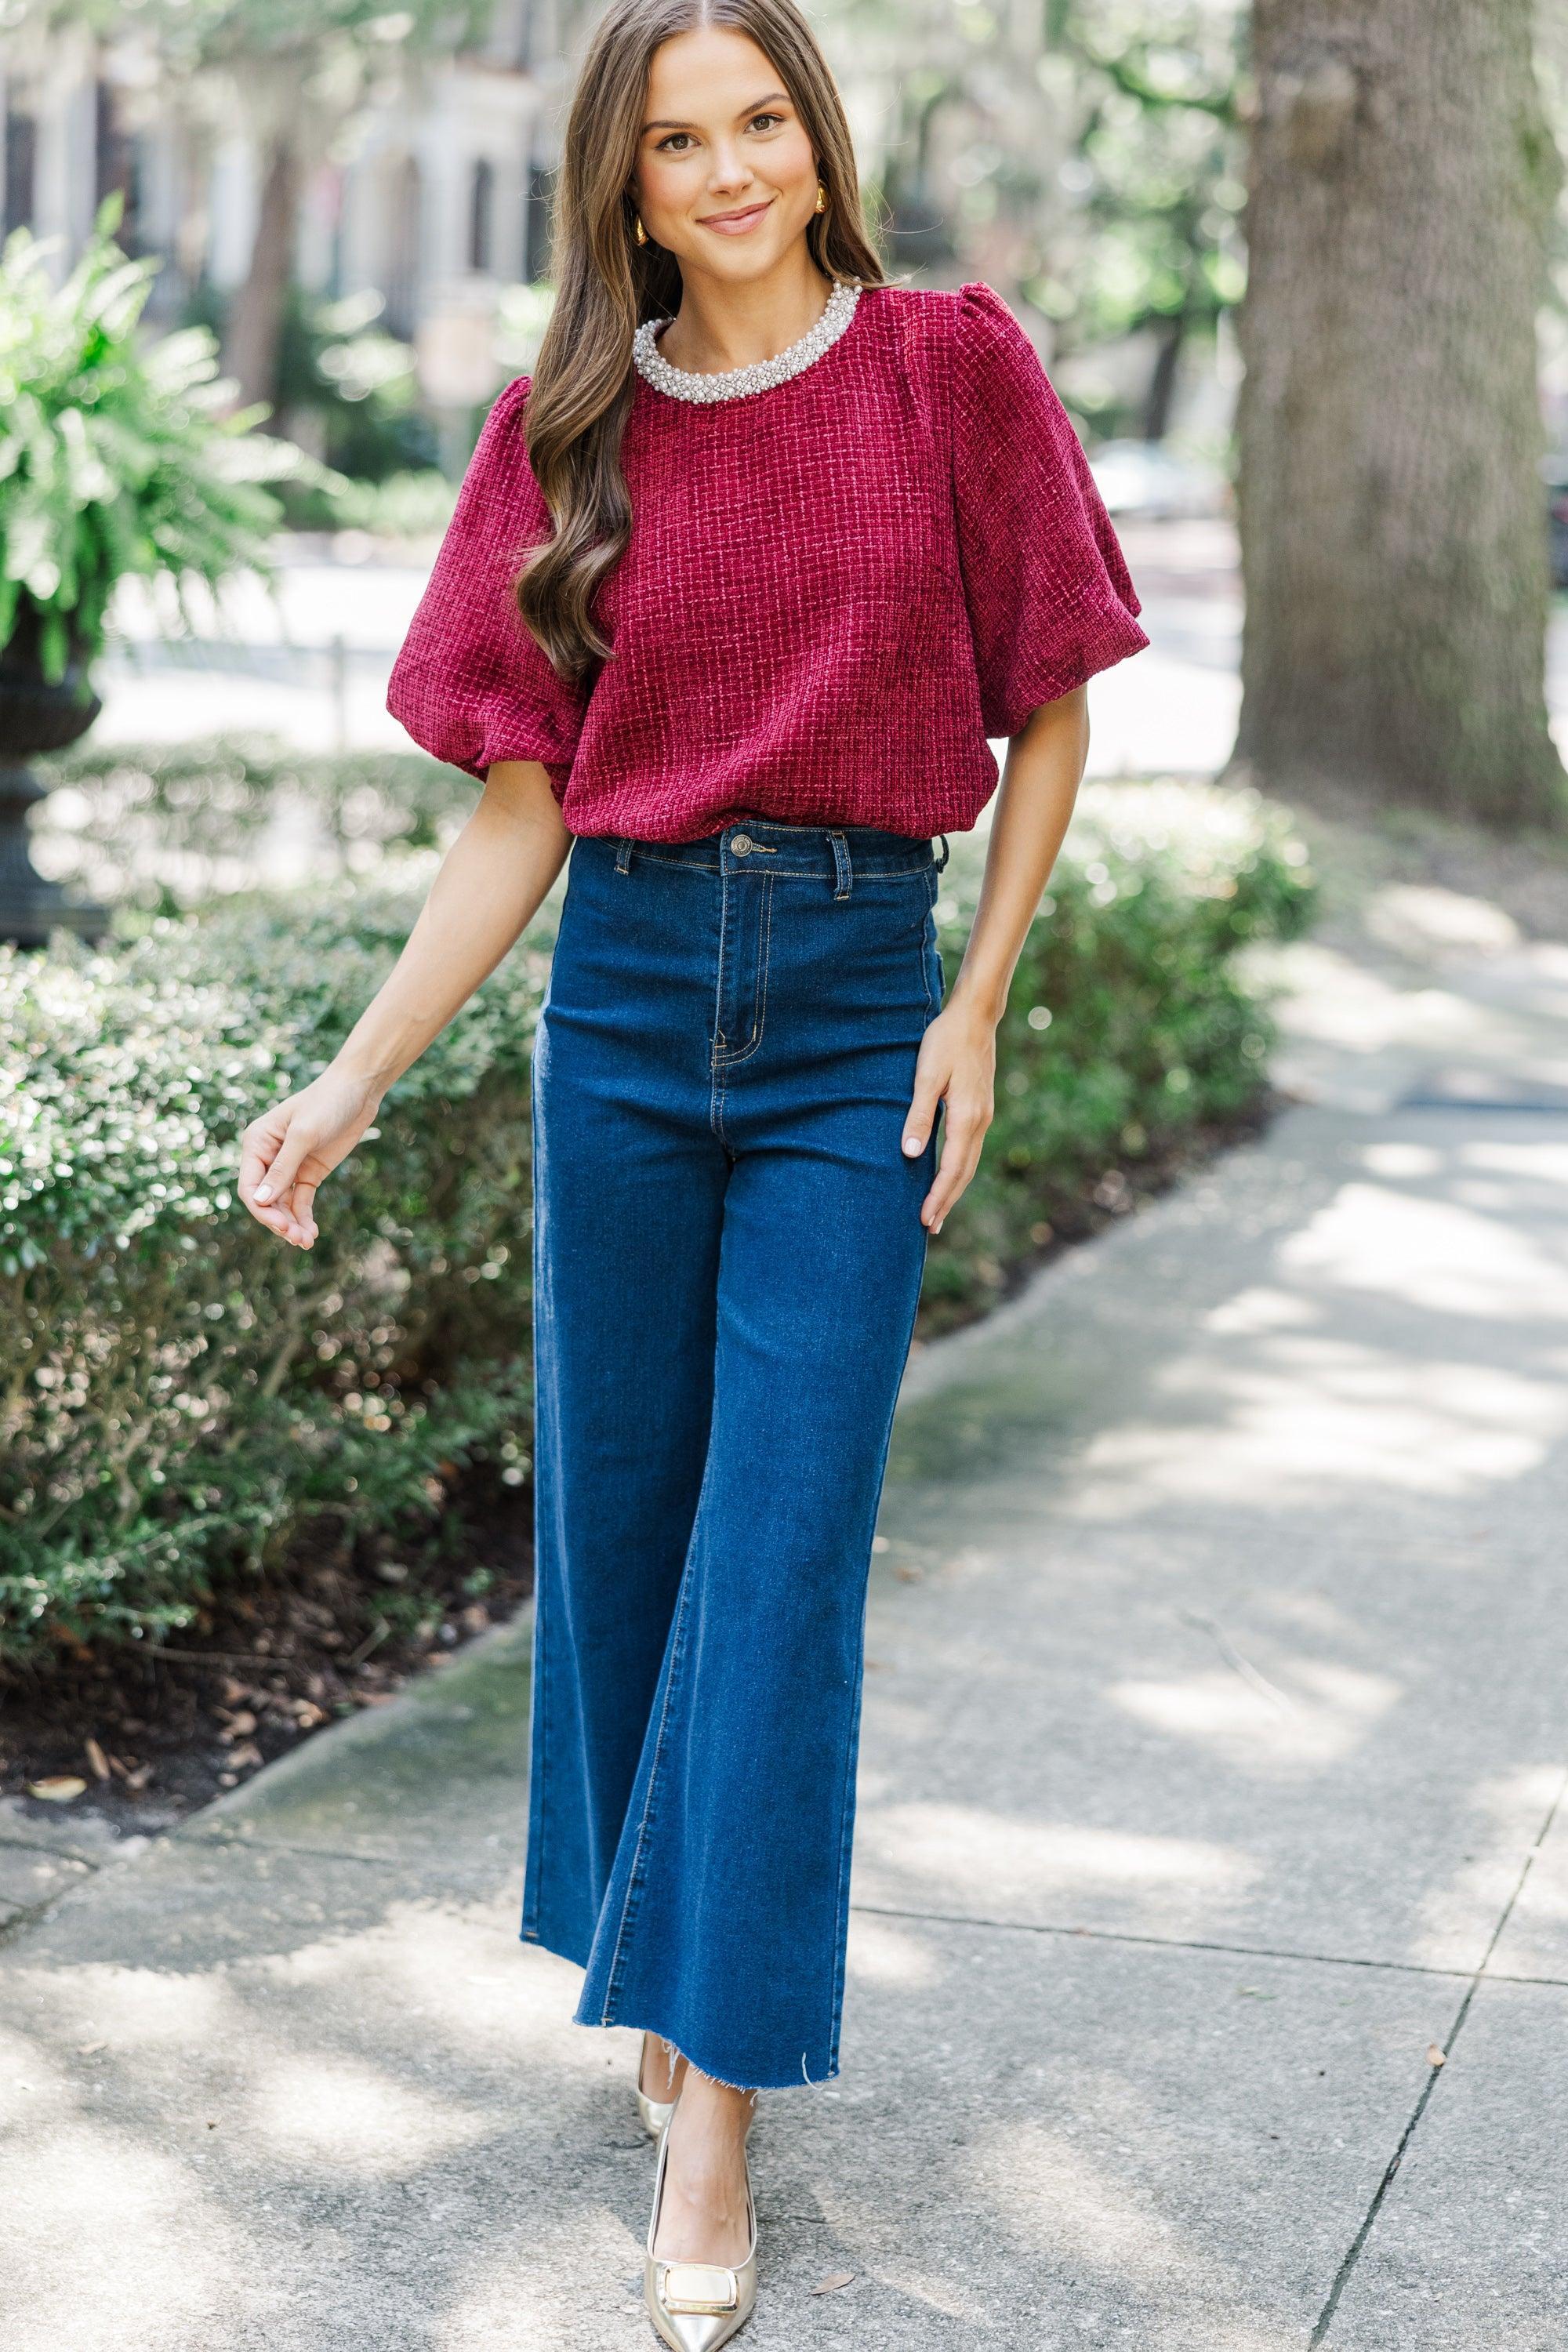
[660,2262,739,2314]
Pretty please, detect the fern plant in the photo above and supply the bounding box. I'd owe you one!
[0,198,324,687]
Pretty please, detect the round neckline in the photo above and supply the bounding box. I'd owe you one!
[633,277,862,405]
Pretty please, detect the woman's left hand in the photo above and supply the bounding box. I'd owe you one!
[902,998,997,1234]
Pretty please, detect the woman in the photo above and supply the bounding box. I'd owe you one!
[239,1,1146,2340]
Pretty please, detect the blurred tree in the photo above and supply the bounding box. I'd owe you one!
[1047,0,1244,440]
[162,0,495,412]
[842,0,1247,438]
[17,0,493,413]
[1236,0,1565,826]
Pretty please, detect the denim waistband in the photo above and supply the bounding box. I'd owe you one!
[579,818,949,894]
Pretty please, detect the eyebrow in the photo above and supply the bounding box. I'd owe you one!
[643,90,790,132]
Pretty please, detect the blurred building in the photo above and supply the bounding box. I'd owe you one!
[0,1,572,328]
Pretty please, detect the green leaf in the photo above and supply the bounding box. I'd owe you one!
[0,216,305,667]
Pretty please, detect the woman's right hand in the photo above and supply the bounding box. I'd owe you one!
[238,1064,383,1250]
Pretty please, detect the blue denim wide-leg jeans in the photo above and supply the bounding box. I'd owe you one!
[522,818,946,2090]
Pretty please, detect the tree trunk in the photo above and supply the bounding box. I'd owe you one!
[1142,312,1185,443]
[1233,0,1564,828]
[223,132,299,414]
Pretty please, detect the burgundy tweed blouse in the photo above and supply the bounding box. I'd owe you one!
[387,280,1147,842]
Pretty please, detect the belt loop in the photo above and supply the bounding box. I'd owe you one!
[615,837,633,875]
[933,832,950,872]
[828,830,852,900]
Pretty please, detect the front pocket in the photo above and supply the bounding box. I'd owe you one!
[920,866,945,1020]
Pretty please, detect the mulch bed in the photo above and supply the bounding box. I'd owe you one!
[0,1475,532,1840]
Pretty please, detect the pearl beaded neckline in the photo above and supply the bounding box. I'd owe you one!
[633,278,862,404]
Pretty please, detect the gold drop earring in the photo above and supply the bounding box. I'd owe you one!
[633,213,648,246]
[814,182,827,215]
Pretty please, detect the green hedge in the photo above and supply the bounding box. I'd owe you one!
[39,736,473,910]
[3,883,545,1664]
[924,780,1315,1323]
[1,781,1314,1665]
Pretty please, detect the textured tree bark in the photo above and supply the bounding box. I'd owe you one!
[1234,0,1564,827]
[222,134,299,415]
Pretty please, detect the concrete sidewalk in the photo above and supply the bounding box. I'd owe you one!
[4,884,1567,2350]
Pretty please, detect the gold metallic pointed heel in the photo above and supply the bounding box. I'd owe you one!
[643,2118,757,2352]
[637,2035,681,2140]
[638,2084,679,2138]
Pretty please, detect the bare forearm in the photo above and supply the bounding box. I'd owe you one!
[948,686,1091,1025]
[333,760,571,1094]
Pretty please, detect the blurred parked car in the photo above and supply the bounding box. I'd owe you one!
[1087,439,1227,521]
[1546,456,1568,590]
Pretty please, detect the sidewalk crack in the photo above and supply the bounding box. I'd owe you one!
[1308,1766,1568,2347]
[0,1832,102,1867]
[851,1900,1476,1983]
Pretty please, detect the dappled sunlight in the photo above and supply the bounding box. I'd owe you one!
[845,1913,942,1989]
[1359,1140,1445,1179]
[250,2051,493,2173]
[1047,1112,1568,1525]
[0,2117,272,2347]
[0,2017,70,2129]
[1201,1283,1321,1337]
[1414,1766,1568,1976]
[1280,1181,1568,1321]
[1109,1657,1399,1772]
[1486,1808,1568,1983]
[23,1962,225,2051]
[1461,941,1568,1025]
[1466,1137,1568,1185]
[957,2119,1295,2352]
[436,2209,644,2352]
[1262,1587,1370,1639]
[261,1895,583,2061]
[859,1800,1257,1929]
[1261,937,1493,1054]
[844,2263,978,2321]
[1073,1341,1564,1512]
[1363,883,1522,961]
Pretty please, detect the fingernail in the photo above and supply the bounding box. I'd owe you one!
[902,1135,921,1155]
[933,1219,944,1235]
[256,1184,272,1202]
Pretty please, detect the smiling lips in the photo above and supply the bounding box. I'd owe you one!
[698,198,774,235]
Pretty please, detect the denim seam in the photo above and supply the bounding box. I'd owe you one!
[713,873,775,1069]
[619,850,722,875]
[920,866,939,1024]
[709,855,731,1068]
[597,849,933,882]
[597,1546,699,2025]
[822,1263,931,2074]
[823,1635,866,2081]
[709,889,730,1147]
[521,1046,550,1943]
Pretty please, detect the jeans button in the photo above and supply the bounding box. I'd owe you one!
[729,833,753,856]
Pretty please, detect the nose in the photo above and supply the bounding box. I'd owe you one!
[706,140,753,194]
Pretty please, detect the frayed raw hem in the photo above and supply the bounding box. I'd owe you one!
[572,1999,843,2095]
[516,1926,840,2088]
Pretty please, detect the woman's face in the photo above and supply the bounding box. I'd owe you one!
[633,25,819,282]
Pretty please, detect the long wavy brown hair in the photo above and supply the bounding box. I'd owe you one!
[517,0,885,685]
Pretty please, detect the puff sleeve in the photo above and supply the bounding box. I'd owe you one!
[949,282,1149,738]
[386,376,588,789]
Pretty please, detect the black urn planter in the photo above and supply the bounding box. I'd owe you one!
[0,608,107,947]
